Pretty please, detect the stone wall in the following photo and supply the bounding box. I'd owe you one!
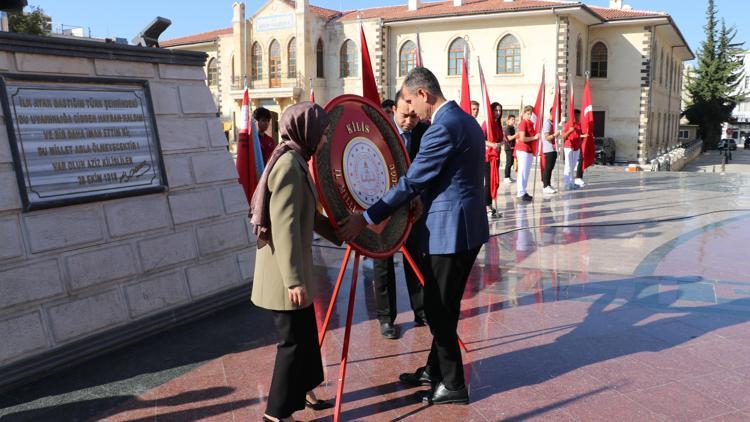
[0,33,254,388]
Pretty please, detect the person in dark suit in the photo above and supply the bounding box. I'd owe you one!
[372,91,429,339]
[338,67,489,405]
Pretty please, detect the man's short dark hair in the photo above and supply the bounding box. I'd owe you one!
[402,67,444,98]
[470,100,479,107]
[574,109,581,114]
[394,89,405,103]
[507,114,515,119]
[253,107,271,120]
[381,99,395,109]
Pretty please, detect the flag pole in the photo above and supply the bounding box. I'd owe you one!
[532,65,545,199]
[555,73,561,192]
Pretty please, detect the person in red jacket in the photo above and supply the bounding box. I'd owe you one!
[516,105,539,202]
[253,107,277,164]
[562,109,583,190]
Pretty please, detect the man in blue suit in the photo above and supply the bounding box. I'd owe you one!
[338,67,489,405]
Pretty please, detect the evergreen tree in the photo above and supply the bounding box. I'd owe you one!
[7,5,50,36]
[684,0,745,149]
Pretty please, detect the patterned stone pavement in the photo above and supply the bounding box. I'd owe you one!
[2,168,750,421]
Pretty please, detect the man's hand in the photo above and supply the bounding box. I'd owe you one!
[288,285,308,307]
[336,212,367,242]
[410,197,424,222]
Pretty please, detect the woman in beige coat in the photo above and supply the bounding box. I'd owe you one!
[249,102,336,422]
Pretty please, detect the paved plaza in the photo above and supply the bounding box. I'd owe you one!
[2,167,750,421]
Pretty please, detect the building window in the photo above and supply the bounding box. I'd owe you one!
[251,42,262,81]
[316,38,324,78]
[288,37,296,78]
[576,36,583,76]
[340,39,357,78]
[207,58,218,87]
[679,130,688,139]
[496,35,521,74]
[593,111,605,138]
[590,42,608,78]
[269,39,281,87]
[745,75,750,90]
[448,37,467,76]
[399,40,417,77]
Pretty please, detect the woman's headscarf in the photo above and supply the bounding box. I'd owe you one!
[249,102,330,247]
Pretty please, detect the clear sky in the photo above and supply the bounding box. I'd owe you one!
[30,0,748,57]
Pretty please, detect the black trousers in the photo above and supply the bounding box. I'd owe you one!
[484,160,500,206]
[373,231,426,324]
[576,155,584,179]
[504,147,514,179]
[542,151,557,188]
[266,305,324,419]
[423,246,481,390]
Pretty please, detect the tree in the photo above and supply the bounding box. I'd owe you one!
[684,0,745,149]
[7,5,51,36]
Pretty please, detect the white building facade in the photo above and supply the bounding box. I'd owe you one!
[163,0,693,164]
[724,51,750,141]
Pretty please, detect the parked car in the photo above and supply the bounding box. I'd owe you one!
[595,137,616,165]
[744,137,750,149]
[728,139,737,151]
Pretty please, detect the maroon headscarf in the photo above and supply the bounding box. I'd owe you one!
[249,102,330,247]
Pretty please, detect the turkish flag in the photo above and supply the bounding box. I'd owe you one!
[236,88,258,204]
[478,58,500,200]
[581,77,596,170]
[532,66,546,180]
[360,25,380,105]
[460,49,471,115]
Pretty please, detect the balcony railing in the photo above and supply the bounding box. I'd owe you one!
[231,76,301,91]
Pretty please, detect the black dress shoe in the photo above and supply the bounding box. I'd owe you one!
[379,321,399,339]
[305,398,334,411]
[414,313,427,327]
[522,193,533,202]
[421,382,469,405]
[399,366,433,387]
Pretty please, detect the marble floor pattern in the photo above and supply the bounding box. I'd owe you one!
[2,168,750,421]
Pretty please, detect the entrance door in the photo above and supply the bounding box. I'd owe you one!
[269,40,281,88]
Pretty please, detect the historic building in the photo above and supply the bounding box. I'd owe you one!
[162,0,692,164]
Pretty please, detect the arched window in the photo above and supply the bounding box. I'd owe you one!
[251,42,262,81]
[448,37,467,76]
[207,58,218,86]
[287,37,296,78]
[575,36,583,76]
[590,42,608,78]
[496,35,521,74]
[340,39,357,78]
[269,39,281,87]
[399,40,417,77]
[316,38,324,78]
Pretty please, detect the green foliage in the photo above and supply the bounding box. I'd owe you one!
[684,0,746,149]
[7,5,50,36]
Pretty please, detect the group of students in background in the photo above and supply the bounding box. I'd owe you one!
[468,100,589,215]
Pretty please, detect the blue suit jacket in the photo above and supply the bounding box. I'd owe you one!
[367,101,489,255]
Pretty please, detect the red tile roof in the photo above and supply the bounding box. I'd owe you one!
[161,1,669,48]
[161,27,232,47]
[336,0,666,23]
[589,5,666,21]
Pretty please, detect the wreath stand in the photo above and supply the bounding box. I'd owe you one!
[317,244,468,422]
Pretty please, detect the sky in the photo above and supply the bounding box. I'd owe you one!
[29,0,749,57]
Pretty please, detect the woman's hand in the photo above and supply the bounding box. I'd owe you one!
[288,285,308,307]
